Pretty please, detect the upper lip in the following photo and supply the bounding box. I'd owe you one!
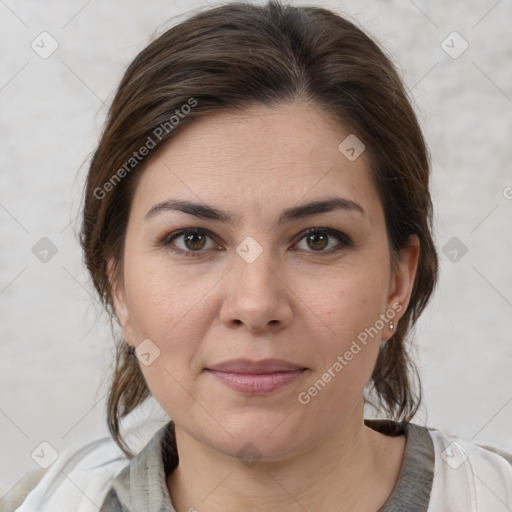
[206,358,307,374]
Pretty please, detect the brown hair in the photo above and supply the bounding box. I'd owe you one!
[80,1,438,457]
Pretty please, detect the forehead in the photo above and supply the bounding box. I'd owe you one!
[130,101,382,223]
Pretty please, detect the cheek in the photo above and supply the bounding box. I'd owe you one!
[299,262,389,406]
[123,255,207,340]
[122,252,231,395]
[322,262,389,344]
[299,298,383,422]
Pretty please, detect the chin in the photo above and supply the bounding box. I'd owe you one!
[199,408,311,462]
[215,433,303,464]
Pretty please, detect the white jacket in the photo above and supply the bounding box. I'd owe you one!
[9,407,512,511]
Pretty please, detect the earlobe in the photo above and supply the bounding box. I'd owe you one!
[387,235,420,317]
[107,258,131,336]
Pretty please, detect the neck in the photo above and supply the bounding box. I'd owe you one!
[166,405,406,512]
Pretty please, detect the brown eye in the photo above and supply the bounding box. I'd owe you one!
[163,229,217,257]
[182,231,207,251]
[306,232,329,251]
[295,228,351,253]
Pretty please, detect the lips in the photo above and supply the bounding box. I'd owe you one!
[207,358,306,373]
[205,358,307,395]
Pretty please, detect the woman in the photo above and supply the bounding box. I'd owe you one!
[14,1,512,511]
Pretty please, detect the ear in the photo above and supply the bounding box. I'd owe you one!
[387,235,420,318]
[107,258,133,342]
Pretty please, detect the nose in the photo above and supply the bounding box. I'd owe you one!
[219,247,294,335]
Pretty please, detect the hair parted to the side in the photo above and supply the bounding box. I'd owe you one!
[80,1,438,458]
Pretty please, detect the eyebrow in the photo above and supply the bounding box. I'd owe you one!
[144,196,365,226]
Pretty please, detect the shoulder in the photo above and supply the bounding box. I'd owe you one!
[425,426,512,511]
[12,405,170,512]
[0,469,47,512]
[10,432,131,512]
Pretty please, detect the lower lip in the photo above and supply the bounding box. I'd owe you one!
[206,370,306,395]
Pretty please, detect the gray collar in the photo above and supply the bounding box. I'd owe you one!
[365,419,434,512]
[100,422,177,512]
[101,419,434,512]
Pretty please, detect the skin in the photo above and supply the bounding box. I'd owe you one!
[111,101,420,511]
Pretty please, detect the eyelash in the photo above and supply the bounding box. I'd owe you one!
[158,227,353,258]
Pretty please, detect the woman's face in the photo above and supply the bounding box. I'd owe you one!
[112,101,418,460]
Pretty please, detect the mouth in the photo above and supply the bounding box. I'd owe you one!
[204,358,308,395]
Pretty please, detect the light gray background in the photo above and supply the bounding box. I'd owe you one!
[1,0,511,500]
